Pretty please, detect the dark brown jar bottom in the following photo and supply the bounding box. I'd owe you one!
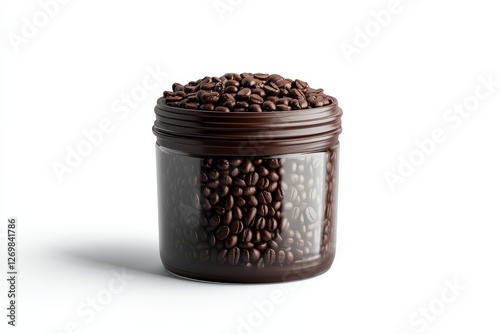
[160,252,335,283]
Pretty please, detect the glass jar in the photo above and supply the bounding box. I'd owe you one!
[153,100,342,283]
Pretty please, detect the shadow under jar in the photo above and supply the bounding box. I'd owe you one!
[153,101,342,283]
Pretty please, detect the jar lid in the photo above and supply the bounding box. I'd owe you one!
[153,98,342,156]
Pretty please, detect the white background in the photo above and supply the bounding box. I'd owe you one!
[1,0,500,333]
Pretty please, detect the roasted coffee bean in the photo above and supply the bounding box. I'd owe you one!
[256,217,266,230]
[278,250,286,264]
[225,235,238,249]
[256,242,267,252]
[240,228,253,243]
[257,165,269,176]
[252,88,266,97]
[233,177,246,187]
[268,240,279,251]
[214,205,225,216]
[276,104,292,111]
[228,247,240,265]
[231,220,244,234]
[225,195,234,210]
[241,249,251,263]
[262,100,276,111]
[261,230,272,241]
[217,159,230,170]
[274,187,285,201]
[239,242,255,249]
[245,172,259,186]
[258,191,272,204]
[209,215,220,227]
[267,218,278,231]
[249,94,264,104]
[233,206,243,220]
[247,195,259,207]
[243,207,257,226]
[267,182,278,192]
[257,204,268,217]
[216,226,230,240]
[257,177,270,190]
[305,206,317,223]
[217,249,228,263]
[243,186,257,196]
[236,88,252,100]
[248,104,262,112]
[232,187,243,197]
[264,249,276,266]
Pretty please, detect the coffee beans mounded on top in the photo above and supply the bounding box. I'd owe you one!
[159,73,335,112]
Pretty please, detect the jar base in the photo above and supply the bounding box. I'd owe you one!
[161,253,335,284]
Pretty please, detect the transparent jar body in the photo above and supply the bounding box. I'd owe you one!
[156,144,339,283]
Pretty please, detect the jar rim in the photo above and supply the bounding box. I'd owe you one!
[153,98,342,156]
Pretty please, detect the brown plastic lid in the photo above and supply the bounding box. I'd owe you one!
[153,98,342,156]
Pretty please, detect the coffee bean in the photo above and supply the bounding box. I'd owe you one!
[248,104,262,112]
[257,165,269,176]
[214,205,225,216]
[247,195,258,207]
[261,230,272,241]
[225,195,234,210]
[305,207,317,223]
[258,191,272,204]
[241,249,250,263]
[243,207,257,226]
[217,159,230,170]
[239,242,255,249]
[228,247,240,265]
[209,215,220,227]
[256,242,267,252]
[249,94,264,104]
[264,249,276,266]
[257,205,268,217]
[236,88,251,100]
[225,235,238,248]
[233,206,243,220]
[278,250,286,264]
[246,172,259,186]
[257,177,270,190]
[231,220,244,234]
[216,226,230,240]
[243,186,257,196]
[232,187,243,197]
[217,249,228,263]
[267,218,278,231]
[276,104,292,111]
[240,228,253,243]
[256,217,266,230]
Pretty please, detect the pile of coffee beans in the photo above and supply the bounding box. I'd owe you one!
[159,73,334,112]
[157,148,337,270]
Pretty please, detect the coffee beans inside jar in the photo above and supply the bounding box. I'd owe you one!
[154,73,342,283]
[159,72,335,112]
